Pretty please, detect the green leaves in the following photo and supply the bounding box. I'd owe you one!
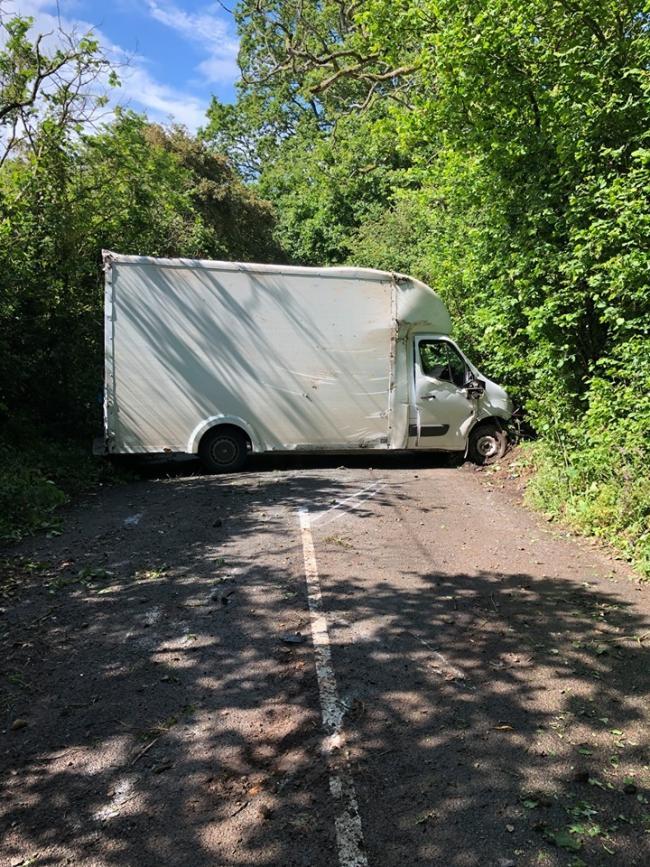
[1,1,648,564]
[0,106,278,522]
[548,829,583,852]
[0,13,114,165]
[222,0,650,573]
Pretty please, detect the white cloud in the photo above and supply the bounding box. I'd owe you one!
[0,0,214,130]
[146,0,239,85]
[118,65,208,129]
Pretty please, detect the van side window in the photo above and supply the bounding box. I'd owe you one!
[419,340,467,388]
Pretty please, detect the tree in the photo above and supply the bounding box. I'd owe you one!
[0,7,115,166]
[0,110,280,438]
[213,0,650,569]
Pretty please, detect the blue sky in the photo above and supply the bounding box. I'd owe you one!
[8,1,240,129]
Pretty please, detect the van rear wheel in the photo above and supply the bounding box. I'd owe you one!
[468,422,507,465]
[199,427,249,473]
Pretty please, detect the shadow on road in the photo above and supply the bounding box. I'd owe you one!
[124,449,462,480]
[1,469,647,865]
[320,565,649,865]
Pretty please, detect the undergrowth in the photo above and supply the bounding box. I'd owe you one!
[0,438,125,545]
[522,343,650,579]
[524,441,650,579]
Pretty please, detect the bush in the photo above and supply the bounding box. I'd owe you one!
[525,338,650,576]
[0,445,67,543]
[0,439,125,545]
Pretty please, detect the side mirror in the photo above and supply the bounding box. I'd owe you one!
[465,378,486,400]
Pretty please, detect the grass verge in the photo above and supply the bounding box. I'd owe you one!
[522,441,650,579]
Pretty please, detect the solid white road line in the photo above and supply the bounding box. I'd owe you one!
[298,509,368,867]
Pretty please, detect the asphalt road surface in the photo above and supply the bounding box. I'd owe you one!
[1,455,648,867]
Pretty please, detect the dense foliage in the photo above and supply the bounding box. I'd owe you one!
[204,0,650,572]
[0,13,279,541]
[0,113,279,437]
[1,5,648,571]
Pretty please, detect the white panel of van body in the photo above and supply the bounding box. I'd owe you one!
[103,254,453,455]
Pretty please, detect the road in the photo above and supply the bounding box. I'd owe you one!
[1,456,648,866]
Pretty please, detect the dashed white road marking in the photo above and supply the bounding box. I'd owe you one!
[298,509,368,867]
[312,480,386,529]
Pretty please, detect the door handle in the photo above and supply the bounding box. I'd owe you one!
[423,394,437,400]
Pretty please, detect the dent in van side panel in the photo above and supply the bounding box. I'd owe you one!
[395,279,453,334]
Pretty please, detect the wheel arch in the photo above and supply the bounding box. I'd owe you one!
[468,414,507,439]
[187,415,261,455]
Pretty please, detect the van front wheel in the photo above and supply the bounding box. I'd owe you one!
[467,422,507,465]
[199,427,249,474]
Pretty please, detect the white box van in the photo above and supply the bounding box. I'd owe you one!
[100,252,513,471]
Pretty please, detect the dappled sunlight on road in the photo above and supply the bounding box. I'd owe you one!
[1,460,648,865]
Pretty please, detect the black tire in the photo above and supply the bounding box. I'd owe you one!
[198,426,249,473]
[467,421,507,465]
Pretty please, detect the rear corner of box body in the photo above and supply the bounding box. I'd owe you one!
[103,251,117,452]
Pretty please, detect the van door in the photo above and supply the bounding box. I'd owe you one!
[410,337,475,451]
